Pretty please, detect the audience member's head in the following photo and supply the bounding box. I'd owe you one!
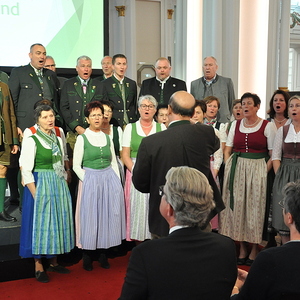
[267,89,290,119]
[283,180,300,233]
[155,104,169,127]
[155,57,171,81]
[203,56,218,81]
[101,56,113,78]
[76,55,92,81]
[169,91,195,119]
[160,166,215,229]
[29,43,46,70]
[44,56,56,72]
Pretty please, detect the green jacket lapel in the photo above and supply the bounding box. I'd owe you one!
[75,77,84,98]
[28,65,41,90]
[111,76,123,99]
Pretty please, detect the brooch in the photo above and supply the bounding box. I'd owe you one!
[173,84,176,87]
[126,83,129,88]
[74,82,78,86]
[29,73,33,77]
[112,83,116,88]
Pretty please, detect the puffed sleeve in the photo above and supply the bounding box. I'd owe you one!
[20,137,36,185]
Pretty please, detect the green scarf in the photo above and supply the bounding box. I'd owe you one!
[36,128,64,178]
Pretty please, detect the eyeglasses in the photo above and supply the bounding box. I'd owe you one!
[140,104,155,110]
[89,114,103,119]
[104,109,113,114]
[159,185,165,197]
[278,199,285,209]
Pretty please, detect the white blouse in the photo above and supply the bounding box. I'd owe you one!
[272,124,300,161]
[226,119,276,150]
[20,134,66,185]
[73,128,119,181]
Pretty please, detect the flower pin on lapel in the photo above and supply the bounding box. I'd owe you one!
[74,82,78,86]
[126,83,129,88]
[112,83,116,88]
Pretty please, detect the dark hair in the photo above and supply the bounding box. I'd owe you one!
[194,99,207,113]
[34,99,53,109]
[241,92,261,107]
[155,104,168,118]
[84,101,104,117]
[34,105,54,123]
[101,100,114,111]
[204,96,220,109]
[267,90,290,119]
[112,54,127,65]
[169,94,195,117]
[283,180,300,233]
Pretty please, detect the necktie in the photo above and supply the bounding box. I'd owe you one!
[37,69,43,84]
[119,83,129,125]
[82,81,87,94]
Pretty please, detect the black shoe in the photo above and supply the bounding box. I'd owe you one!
[99,253,110,269]
[245,258,254,266]
[83,254,93,271]
[35,271,49,283]
[237,257,248,265]
[47,264,70,274]
[0,211,17,222]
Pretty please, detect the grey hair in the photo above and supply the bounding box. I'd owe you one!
[138,95,158,108]
[34,105,55,124]
[164,166,215,228]
[203,56,218,66]
[77,55,92,66]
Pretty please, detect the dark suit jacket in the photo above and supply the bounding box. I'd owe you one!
[119,227,237,300]
[232,242,300,300]
[139,76,187,104]
[99,76,138,127]
[60,77,102,131]
[132,120,224,237]
[8,64,60,131]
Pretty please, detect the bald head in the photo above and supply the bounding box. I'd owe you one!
[168,91,196,119]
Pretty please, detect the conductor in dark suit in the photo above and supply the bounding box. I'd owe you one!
[139,57,187,105]
[119,166,237,300]
[9,43,60,132]
[99,54,137,128]
[133,91,224,238]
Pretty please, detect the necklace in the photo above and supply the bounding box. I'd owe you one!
[244,117,260,127]
[141,123,153,128]
[274,117,287,124]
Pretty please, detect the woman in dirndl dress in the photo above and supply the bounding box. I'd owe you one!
[272,95,300,244]
[122,95,166,242]
[20,105,74,283]
[219,93,276,266]
[73,101,125,271]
